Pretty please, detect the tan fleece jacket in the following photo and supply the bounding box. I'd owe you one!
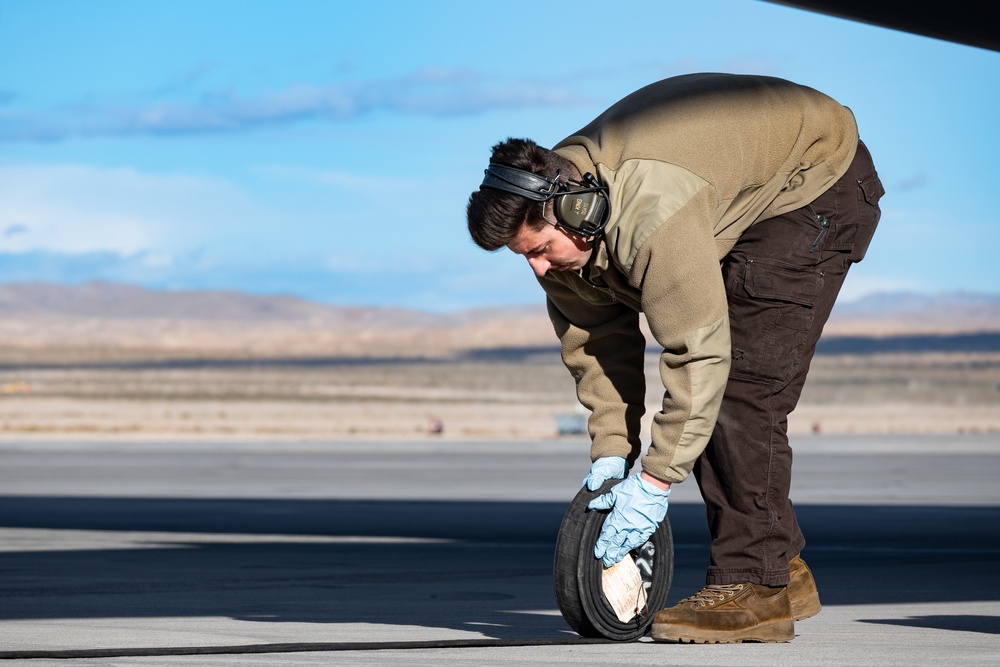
[542,73,859,483]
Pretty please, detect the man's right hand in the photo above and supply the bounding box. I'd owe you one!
[582,456,628,491]
[588,472,671,567]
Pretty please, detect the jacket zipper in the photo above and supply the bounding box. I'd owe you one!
[593,283,618,302]
[581,270,618,302]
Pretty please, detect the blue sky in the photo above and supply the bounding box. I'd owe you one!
[1,0,998,312]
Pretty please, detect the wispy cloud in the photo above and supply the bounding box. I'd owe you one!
[0,249,171,286]
[0,67,589,142]
[0,160,539,308]
[0,164,260,255]
[144,62,220,99]
[893,173,928,193]
[254,164,429,196]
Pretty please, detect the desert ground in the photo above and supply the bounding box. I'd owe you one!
[2,351,998,442]
[1,283,998,442]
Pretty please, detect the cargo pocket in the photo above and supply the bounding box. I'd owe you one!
[727,259,824,385]
[827,169,884,264]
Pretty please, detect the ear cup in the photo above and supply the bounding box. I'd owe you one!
[555,190,608,234]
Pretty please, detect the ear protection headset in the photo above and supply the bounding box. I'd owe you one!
[480,164,611,238]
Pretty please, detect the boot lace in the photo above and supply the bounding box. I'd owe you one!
[680,583,746,608]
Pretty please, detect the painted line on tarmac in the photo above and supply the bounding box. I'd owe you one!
[0,637,613,660]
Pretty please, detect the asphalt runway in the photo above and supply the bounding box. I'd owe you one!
[1,435,998,666]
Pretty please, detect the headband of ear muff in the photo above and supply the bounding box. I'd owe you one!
[480,164,561,201]
[480,163,611,237]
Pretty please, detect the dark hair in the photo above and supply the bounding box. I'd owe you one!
[466,138,575,251]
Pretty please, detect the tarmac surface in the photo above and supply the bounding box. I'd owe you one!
[1,434,998,666]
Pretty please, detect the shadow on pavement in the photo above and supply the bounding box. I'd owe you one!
[860,615,1000,635]
[0,497,998,639]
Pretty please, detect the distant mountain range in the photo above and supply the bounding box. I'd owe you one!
[0,281,998,362]
[829,291,1000,332]
[0,281,553,362]
[0,281,536,328]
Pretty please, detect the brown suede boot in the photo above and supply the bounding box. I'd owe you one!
[788,554,822,620]
[650,583,794,643]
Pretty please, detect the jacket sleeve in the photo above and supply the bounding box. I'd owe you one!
[629,188,732,483]
[539,273,648,468]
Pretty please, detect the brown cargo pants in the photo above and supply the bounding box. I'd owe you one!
[696,140,885,587]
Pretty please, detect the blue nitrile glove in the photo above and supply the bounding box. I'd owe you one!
[582,456,628,491]
[588,474,670,567]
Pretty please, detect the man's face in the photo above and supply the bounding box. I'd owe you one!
[506,220,594,277]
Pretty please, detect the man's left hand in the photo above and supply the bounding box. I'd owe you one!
[588,472,671,567]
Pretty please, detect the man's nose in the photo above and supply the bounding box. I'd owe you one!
[527,256,550,276]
